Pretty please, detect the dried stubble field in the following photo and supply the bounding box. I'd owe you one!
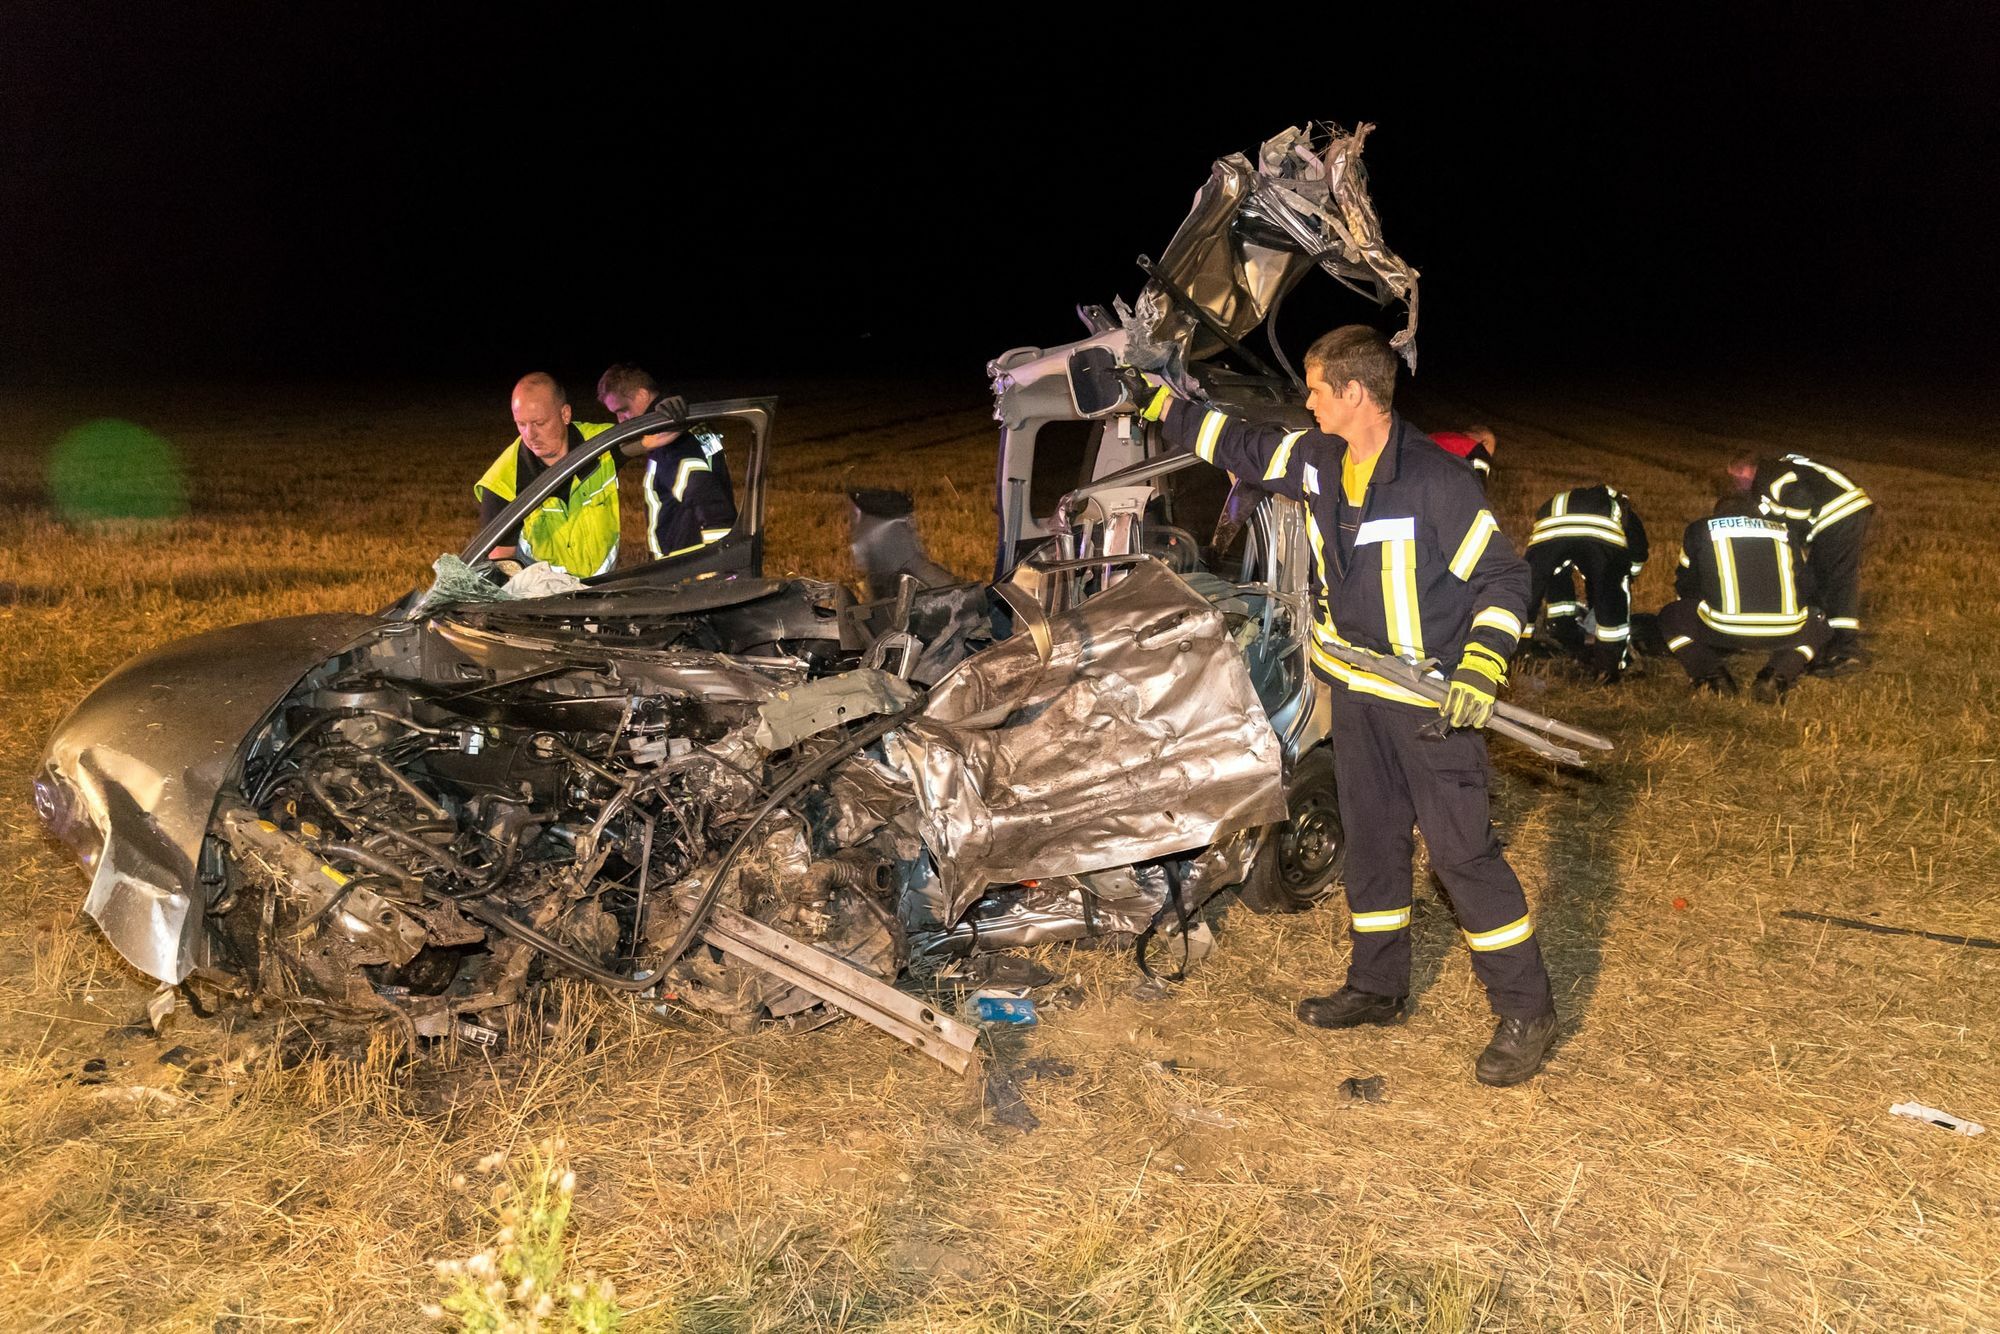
[0,375,1996,1332]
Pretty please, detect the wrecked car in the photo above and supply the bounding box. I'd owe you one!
[36,124,1425,1071]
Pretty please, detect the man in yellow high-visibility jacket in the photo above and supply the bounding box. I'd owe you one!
[474,372,619,576]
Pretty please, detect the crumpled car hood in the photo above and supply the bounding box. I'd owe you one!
[889,561,1286,918]
[37,613,378,982]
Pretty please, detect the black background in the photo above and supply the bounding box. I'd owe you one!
[3,5,1994,390]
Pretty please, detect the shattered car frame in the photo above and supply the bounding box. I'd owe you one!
[36,124,1420,1070]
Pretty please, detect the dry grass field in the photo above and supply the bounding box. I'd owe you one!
[1,375,1996,1331]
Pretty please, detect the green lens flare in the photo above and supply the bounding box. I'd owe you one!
[48,419,189,522]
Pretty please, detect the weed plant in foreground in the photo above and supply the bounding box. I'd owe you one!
[0,378,1995,1330]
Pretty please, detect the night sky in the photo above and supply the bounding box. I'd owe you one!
[3,7,1994,389]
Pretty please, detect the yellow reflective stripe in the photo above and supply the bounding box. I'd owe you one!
[1667,634,1693,651]
[1712,533,1740,614]
[1808,490,1873,539]
[1789,454,1860,494]
[1677,552,1691,568]
[1696,602,1808,636]
[1305,508,1330,593]
[1263,430,1305,482]
[1545,601,1584,617]
[1464,913,1533,952]
[1550,491,1569,518]
[672,455,712,502]
[700,526,732,542]
[1472,607,1523,640]
[1193,410,1227,463]
[1797,643,1817,661]
[643,457,665,558]
[1775,536,1798,614]
[1597,622,1631,641]
[1381,538,1423,657]
[1527,517,1627,546]
[1827,616,1860,631]
[1352,907,1412,932]
[1449,511,1499,580]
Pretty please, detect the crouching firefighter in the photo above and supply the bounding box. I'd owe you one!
[475,373,620,576]
[1657,493,1831,701]
[1729,452,1872,671]
[1101,326,1559,1086]
[1524,485,1649,682]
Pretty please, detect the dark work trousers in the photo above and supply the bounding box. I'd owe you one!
[1328,689,1554,1018]
[1806,510,1870,645]
[1656,600,1833,682]
[1527,539,1629,671]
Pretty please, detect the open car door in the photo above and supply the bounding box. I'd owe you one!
[461,396,774,585]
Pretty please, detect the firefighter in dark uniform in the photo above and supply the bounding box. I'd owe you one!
[1122,326,1558,1086]
[597,363,738,560]
[1657,493,1832,700]
[474,373,619,576]
[1729,452,1872,670]
[1524,485,1649,682]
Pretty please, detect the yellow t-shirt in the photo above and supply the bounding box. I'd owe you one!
[1342,446,1381,506]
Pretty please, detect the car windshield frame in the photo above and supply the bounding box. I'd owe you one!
[459,397,774,574]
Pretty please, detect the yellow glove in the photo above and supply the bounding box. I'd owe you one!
[1443,643,1507,729]
[1141,381,1173,422]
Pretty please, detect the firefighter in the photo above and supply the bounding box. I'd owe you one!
[1431,425,1497,487]
[474,373,619,576]
[1728,452,1872,670]
[1524,485,1649,682]
[597,363,737,561]
[1110,326,1557,1087]
[1657,493,1831,700]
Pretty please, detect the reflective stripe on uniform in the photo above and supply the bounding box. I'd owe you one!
[1193,410,1226,463]
[672,455,712,501]
[1352,907,1412,933]
[1449,510,1499,580]
[1696,601,1808,636]
[1597,622,1631,641]
[1472,607,1523,640]
[1263,430,1305,482]
[1545,600,1584,618]
[1464,913,1534,952]
[1667,634,1693,651]
[1381,538,1423,657]
[1712,531,1741,614]
[1527,515,1627,547]
[1827,616,1860,631]
[1808,489,1873,540]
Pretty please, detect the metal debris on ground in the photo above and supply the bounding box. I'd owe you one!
[1782,910,2000,950]
[1889,1102,1985,1137]
[1339,1074,1387,1103]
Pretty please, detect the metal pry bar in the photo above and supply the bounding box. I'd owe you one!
[687,895,981,1076]
[1313,640,1615,767]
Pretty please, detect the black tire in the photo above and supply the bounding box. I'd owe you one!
[1236,745,1344,913]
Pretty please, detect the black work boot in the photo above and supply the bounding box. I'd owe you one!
[1751,667,1790,703]
[1812,635,1870,676]
[1475,1009,1559,1086]
[1296,986,1407,1030]
[1692,670,1738,697]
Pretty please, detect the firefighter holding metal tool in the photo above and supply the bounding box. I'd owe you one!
[1109,325,1559,1086]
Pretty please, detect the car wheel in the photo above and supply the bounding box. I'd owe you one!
[1236,745,1343,913]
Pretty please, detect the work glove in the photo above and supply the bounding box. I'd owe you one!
[1140,380,1174,421]
[1443,643,1508,730]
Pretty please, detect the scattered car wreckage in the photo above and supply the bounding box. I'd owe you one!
[35,124,1602,1073]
